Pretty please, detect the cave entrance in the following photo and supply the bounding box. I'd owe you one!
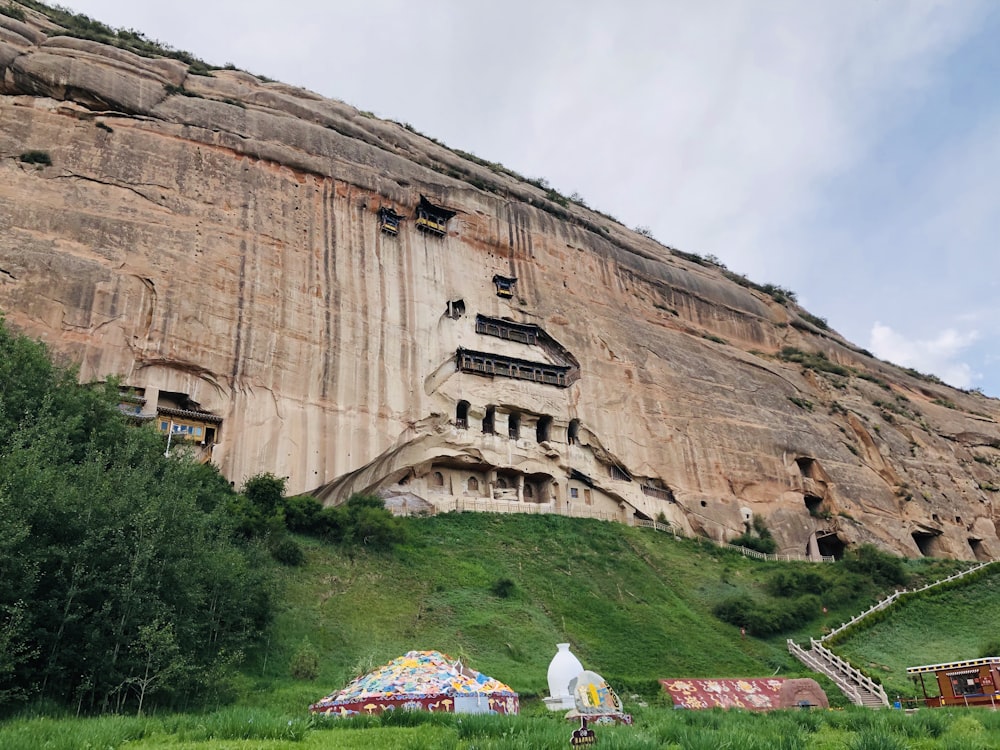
[912,530,943,557]
[815,531,846,560]
[969,538,990,562]
[567,418,580,445]
[804,494,824,517]
[508,411,520,440]
[482,405,496,434]
[536,415,552,443]
[456,400,469,429]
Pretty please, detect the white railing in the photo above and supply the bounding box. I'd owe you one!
[635,520,834,563]
[787,639,864,706]
[810,639,888,706]
[725,545,835,564]
[788,561,995,709]
[821,560,994,643]
[420,497,623,523]
[634,519,678,535]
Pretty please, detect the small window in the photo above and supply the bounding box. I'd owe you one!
[468,477,479,492]
[508,412,520,440]
[570,487,579,499]
[524,484,534,499]
[160,421,168,430]
[432,471,444,487]
[483,405,496,434]
[456,400,469,429]
[194,427,203,436]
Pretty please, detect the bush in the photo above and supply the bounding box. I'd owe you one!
[731,515,777,554]
[0,4,26,21]
[243,473,286,516]
[301,494,406,550]
[19,150,52,166]
[271,537,305,566]
[289,639,320,681]
[979,639,1000,658]
[843,544,908,586]
[491,578,516,598]
[282,494,324,533]
[767,569,827,598]
[714,594,822,636]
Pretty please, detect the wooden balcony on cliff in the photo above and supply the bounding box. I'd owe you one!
[456,348,571,388]
[414,195,455,236]
[492,275,516,298]
[156,406,222,447]
[378,206,403,235]
[475,314,538,345]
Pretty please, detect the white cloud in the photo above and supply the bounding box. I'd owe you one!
[869,322,981,389]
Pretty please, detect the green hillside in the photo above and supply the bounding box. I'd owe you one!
[829,565,1000,699]
[242,512,965,712]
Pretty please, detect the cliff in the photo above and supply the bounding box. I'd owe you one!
[2,3,999,560]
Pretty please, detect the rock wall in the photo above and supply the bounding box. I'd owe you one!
[3,4,1000,559]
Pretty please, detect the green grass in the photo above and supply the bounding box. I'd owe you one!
[1,512,993,746]
[6,705,1000,749]
[252,514,799,701]
[240,513,964,709]
[830,565,1000,698]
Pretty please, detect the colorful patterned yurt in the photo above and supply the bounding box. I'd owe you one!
[309,650,519,717]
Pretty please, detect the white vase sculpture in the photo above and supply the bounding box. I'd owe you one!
[544,642,584,710]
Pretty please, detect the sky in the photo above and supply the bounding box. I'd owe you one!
[59,1,1000,397]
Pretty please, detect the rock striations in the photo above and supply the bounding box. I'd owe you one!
[2,3,999,560]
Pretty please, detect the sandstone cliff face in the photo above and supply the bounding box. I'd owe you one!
[3,5,1000,560]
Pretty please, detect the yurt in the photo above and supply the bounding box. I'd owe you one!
[310,650,519,717]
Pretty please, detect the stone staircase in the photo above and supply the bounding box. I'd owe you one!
[787,560,995,708]
[788,638,888,708]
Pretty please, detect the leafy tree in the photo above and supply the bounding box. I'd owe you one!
[243,472,286,516]
[0,318,272,713]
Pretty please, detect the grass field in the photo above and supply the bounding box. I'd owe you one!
[5,703,1000,749]
[246,513,875,702]
[2,512,993,748]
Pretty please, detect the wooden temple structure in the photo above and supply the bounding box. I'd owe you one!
[907,657,1000,708]
[415,195,455,236]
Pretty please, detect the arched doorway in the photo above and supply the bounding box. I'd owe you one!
[456,400,469,429]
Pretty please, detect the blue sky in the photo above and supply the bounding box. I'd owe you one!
[58,1,1000,396]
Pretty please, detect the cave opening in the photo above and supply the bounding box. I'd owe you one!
[536,414,552,443]
[815,532,846,560]
[456,400,469,429]
[804,494,824,516]
[912,530,943,557]
[969,538,989,562]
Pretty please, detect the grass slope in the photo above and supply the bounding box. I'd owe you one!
[243,512,960,711]
[830,564,1000,699]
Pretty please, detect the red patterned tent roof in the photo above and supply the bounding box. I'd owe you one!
[660,678,787,710]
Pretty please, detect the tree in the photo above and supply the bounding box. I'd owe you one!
[243,472,286,516]
[0,318,272,713]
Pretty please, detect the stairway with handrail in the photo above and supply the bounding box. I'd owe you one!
[787,560,995,708]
